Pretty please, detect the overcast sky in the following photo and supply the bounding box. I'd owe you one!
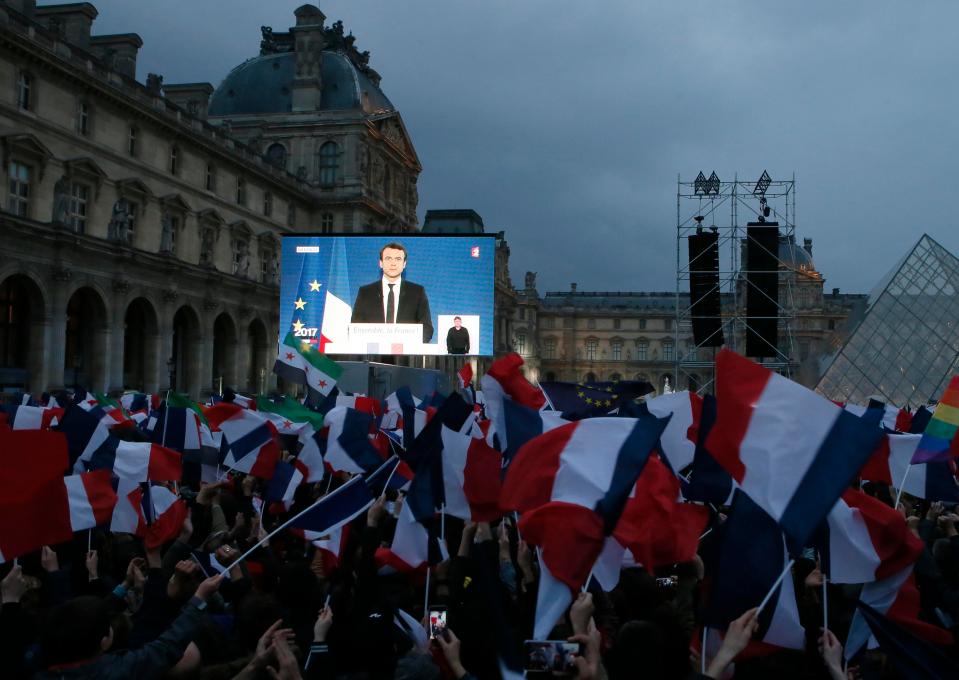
[89,1,959,295]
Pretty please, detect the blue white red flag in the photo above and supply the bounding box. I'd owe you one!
[706,349,883,549]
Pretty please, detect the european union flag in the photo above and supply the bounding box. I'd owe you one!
[539,380,654,420]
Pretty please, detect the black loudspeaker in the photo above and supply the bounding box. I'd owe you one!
[745,222,779,357]
[688,230,724,347]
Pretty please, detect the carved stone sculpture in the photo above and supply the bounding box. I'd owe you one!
[199,226,216,266]
[51,175,70,227]
[235,240,250,278]
[159,212,174,253]
[107,199,132,243]
[146,73,163,94]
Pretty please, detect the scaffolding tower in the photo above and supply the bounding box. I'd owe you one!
[674,172,798,393]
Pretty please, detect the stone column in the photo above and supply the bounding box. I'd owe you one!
[107,279,130,393]
[144,330,161,394]
[158,289,178,391]
[200,300,219,395]
[236,313,252,393]
[188,331,205,400]
[45,267,71,390]
[28,316,48,393]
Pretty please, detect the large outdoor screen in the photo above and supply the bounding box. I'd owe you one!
[280,234,496,356]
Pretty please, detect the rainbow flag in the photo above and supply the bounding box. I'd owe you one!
[910,376,959,463]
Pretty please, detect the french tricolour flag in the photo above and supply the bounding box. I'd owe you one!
[846,566,954,661]
[323,406,384,474]
[207,403,280,478]
[124,483,188,550]
[643,390,702,473]
[861,433,959,502]
[706,350,884,549]
[1,404,63,430]
[0,469,117,563]
[403,393,477,522]
[265,460,305,511]
[58,406,113,472]
[703,490,805,652]
[480,353,546,453]
[287,475,374,535]
[501,413,670,592]
[149,406,202,453]
[814,489,922,585]
[85,440,182,483]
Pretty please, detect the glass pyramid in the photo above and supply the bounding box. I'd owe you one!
[816,234,959,408]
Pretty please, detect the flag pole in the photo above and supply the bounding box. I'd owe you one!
[423,564,432,618]
[381,458,399,497]
[894,464,912,509]
[756,559,794,615]
[160,389,171,448]
[818,551,828,632]
[701,627,707,675]
[225,477,371,571]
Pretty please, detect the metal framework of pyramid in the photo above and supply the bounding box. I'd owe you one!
[816,234,959,407]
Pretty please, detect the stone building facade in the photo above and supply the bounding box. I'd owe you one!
[0,1,420,397]
[513,237,867,392]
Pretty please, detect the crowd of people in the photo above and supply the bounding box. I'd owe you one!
[1,387,958,680]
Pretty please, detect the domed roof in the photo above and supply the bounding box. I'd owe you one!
[208,50,394,117]
[779,238,814,270]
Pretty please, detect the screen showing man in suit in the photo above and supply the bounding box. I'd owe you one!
[279,234,495,356]
[350,242,433,342]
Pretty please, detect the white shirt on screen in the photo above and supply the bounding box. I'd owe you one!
[381,276,402,323]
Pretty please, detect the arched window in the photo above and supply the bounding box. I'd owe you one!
[585,339,598,361]
[321,213,334,233]
[636,339,649,361]
[610,372,621,381]
[585,372,597,383]
[169,146,179,175]
[515,334,527,355]
[662,341,674,362]
[263,192,273,217]
[266,143,287,169]
[611,341,623,361]
[545,371,556,382]
[319,142,338,186]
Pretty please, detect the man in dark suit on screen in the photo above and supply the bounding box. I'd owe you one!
[351,242,434,342]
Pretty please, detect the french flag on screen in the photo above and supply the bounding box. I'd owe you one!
[705,350,884,549]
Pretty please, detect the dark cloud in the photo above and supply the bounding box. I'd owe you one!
[91,1,959,293]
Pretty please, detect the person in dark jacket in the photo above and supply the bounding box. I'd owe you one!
[34,572,223,680]
[446,317,470,355]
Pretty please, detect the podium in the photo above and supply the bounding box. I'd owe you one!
[323,323,447,355]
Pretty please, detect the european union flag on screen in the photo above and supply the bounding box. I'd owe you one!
[282,239,331,350]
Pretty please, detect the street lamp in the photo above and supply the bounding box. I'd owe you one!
[166,356,176,391]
